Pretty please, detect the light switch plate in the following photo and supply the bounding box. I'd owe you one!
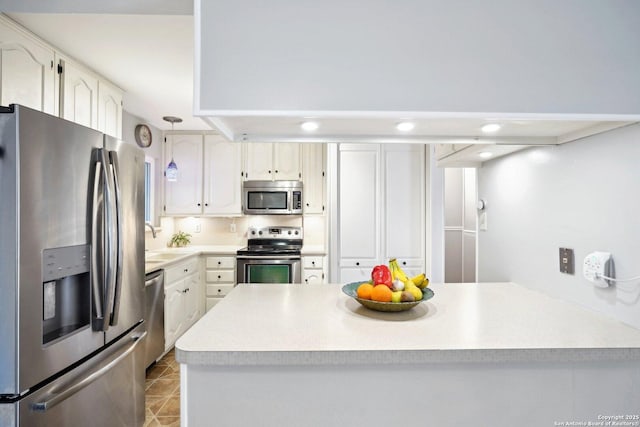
[559,248,574,274]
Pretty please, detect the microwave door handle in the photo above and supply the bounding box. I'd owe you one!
[91,153,106,330]
[108,151,123,326]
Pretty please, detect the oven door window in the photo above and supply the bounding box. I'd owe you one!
[247,191,287,210]
[246,264,290,283]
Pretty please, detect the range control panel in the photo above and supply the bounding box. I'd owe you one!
[247,226,303,240]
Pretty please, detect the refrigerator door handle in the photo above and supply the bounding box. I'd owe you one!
[108,150,123,326]
[31,331,147,412]
[91,150,109,330]
[102,148,118,332]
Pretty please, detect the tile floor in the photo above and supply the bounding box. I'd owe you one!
[144,349,180,427]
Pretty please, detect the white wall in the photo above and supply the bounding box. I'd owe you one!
[477,123,640,329]
[198,0,640,115]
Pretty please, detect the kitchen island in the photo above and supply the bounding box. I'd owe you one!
[176,283,640,427]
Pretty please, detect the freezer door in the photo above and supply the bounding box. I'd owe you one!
[103,136,145,343]
[12,323,146,427]
[0,106,105,396]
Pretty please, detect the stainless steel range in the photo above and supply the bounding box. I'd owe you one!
[236,226,303,284]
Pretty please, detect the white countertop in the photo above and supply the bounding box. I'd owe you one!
[144,245,242,273]
[175,282,640,366]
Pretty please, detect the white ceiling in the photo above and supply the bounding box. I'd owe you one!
[8,12,209,131]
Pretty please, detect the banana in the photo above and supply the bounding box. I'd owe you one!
[388,258,408,282]
[411,273,425,287]
[418,277,430,289]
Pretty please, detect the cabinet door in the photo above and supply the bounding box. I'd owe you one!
[302,143,325,214]
[0,21,56,114]
[273,143,301,180]
[183,272,201,328]
[59,59,98,129]
[164,279,184,351]
[203,135,242,215]
[97,80,122,138]
[164,135,203,215]
[338,144,380,279]
[383,144,425,261]
[244,142,273,180]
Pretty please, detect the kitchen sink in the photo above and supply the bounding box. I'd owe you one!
[145,252,185,262]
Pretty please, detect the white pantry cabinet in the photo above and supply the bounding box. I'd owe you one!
[164,134,242,216]
[164,257,203,351]
[301,143,326,214]
[337,144,425,282]
[244,142,301,181]
[0,16,56,115]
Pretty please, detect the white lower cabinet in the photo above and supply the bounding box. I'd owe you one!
[163,257,202,351]
[303,256,326,284]
[204,255,236,311]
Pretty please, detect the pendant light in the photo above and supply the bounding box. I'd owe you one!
[164,116,182,182]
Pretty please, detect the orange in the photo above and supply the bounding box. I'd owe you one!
[370,284,392,302]
[357,283,374,300]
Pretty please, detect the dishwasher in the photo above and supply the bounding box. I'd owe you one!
[144,269,165,369]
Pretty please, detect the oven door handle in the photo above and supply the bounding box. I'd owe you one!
[237,255,301,260]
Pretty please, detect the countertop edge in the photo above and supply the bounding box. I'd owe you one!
[175,347,640,367]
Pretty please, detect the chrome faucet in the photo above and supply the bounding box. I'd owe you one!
[145,222,157,238]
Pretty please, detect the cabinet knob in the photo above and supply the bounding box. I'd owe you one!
[275,170,279,173]
[218,261,221,265]
[184,268,188,272]
[218,288,221,293]
[402,261,406,266]
[205,203,209,206]
[311,261,315,266]
[356,262,360,266]
[218,275,221,279]
[306,203,310,207]
[268,170,271,173]
[197,203,201,207]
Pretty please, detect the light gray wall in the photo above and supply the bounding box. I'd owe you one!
[477,123,640,329]
[122,110,164,226]
[198,0,640,115]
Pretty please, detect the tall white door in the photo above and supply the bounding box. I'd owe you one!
[302,143,325,214]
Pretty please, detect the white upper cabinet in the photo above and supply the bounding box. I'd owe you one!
[97,80,122,139]
[244,142,301,181]
[164,134,204,215]
[302,143,326,215]
[203,135,242,215]
[59,58,98,129]
[0,17,56,115]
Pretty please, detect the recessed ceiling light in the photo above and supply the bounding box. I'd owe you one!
[481,123,501,133]
[396,121,415,132]
[478,151,494,159]
[301,121,319,132]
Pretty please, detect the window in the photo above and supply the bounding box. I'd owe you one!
[144,156,155,224]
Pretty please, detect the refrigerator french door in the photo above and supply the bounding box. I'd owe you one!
[0,105,146,427]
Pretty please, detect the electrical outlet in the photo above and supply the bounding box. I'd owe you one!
[559,248,574,274]
[583,251,611,287]
[194,223,201,233]
[229,222,236,233]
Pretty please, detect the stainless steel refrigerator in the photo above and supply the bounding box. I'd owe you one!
[0,105,146,426]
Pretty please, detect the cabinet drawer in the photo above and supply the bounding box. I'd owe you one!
[339,259,376,269]
[164,257,200,283]
[392,258,423,269]
[205,270,235,283]
[205,256,235,269]
[206,284,234,297]
[303,256,324,269]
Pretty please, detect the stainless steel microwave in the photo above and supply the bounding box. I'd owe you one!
[242,180,303,215]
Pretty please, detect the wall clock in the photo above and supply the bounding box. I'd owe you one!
[134,124,152,148]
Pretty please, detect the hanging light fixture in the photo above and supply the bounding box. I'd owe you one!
[163,116,182,182]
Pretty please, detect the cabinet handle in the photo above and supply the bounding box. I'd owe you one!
[205,203,209,206]
[275,170,278,173]
[218,288,221,293]
[218,275,221,279]
[268,170,271,174]
[184,268,188,272]
[197,203,201,207]
[355,262,360,266]
[306,203,310,207]
[402,261,406,266]
[311,261,315,266]
[217,261,221,265]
